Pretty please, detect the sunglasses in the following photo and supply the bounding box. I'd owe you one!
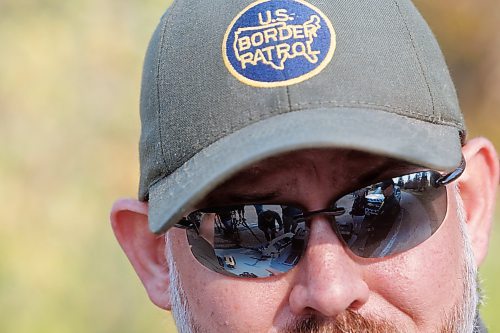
[174,158,465,278]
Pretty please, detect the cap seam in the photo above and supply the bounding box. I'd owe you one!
[285,86,292,112]
[155,1,181,168]
[290,100,462,128]
[394,0,436,116]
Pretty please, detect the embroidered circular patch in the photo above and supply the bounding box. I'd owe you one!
[222,0,336,88]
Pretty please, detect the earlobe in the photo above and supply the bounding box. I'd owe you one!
[110,198,172,310]
[458,138,499,266]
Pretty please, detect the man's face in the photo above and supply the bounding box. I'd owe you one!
[382,184,394,197]
[165,149,477,333]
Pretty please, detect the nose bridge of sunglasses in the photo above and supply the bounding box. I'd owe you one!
[300,206,345,227]
[301,207,346,219]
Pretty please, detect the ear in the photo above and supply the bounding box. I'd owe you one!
[458,138,499,266]
[110,198,172,310]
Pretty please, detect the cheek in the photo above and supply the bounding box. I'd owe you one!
[366,211,466,327]
[169,229,289,332]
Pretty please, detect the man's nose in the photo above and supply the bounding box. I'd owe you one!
[288,216,369,317]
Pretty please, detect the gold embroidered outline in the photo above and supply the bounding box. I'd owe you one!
[222,0,336,88]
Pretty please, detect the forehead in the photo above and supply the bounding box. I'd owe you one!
[200,148,419,206]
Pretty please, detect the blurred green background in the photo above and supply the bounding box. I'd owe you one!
[0,0,498,332]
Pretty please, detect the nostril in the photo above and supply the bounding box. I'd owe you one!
[348,299,364,311]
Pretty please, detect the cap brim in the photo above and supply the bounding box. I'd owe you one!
[149,108,462,233]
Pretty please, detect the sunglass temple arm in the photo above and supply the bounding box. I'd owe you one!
[435,156,466,186]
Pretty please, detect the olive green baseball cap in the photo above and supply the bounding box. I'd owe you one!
[138,0,465,234]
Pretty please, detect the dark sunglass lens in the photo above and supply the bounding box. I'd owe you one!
[185,170,448,272]
[335,171,447,258]
[186,205,308,277]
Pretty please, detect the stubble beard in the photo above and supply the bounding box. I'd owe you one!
[166,194,479,333]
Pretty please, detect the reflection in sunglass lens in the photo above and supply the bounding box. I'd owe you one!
[180,170,447,278]
[336,170,446,258]
[186,204,308,278]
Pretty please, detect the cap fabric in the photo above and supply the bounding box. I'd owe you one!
[138,0,466,233]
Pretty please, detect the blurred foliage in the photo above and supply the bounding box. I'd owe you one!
[0,0,176,332]
[0,0,498,332]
